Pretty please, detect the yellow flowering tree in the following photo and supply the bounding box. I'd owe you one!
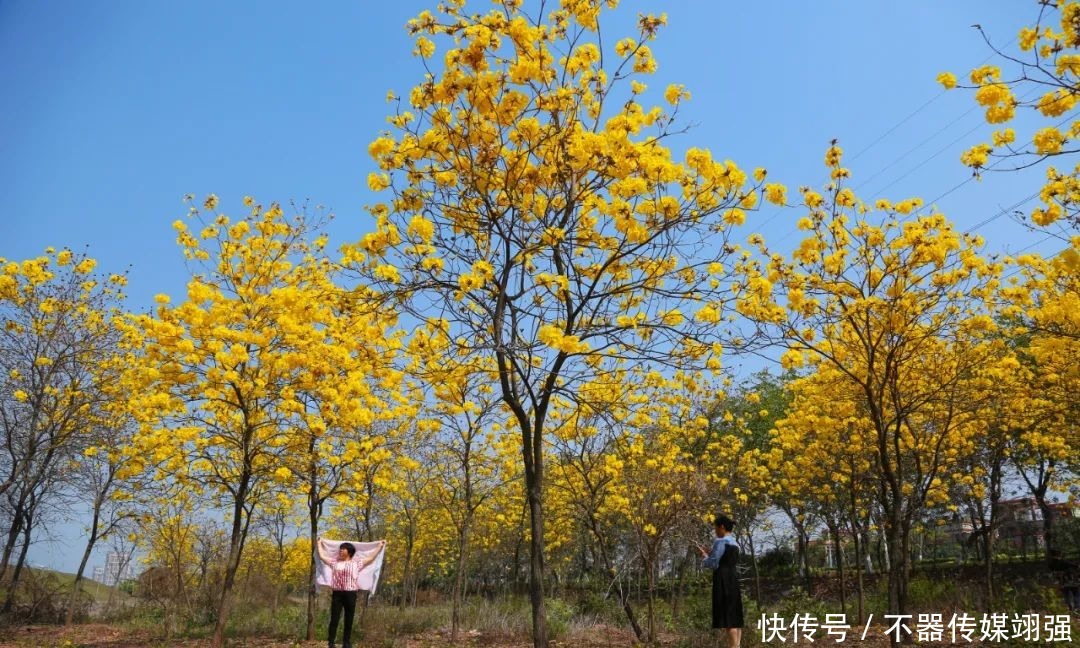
[122,196,391,648]
[996,244,1079,562]
[741,145,1003,636]
[548,383,644,639]
[705,371,790,606]
[768,366,907,621]
[238,514,312,615]
[1004,331,1074,558]
[0,248,128,610]
[762,401,819,588]
[471,466,528,591]
[135,494,202,636]
[245,501,304,614]
[421,355,514,642]
[939,0,1080,564]
[940,0,1080,228]
[546,367,737,641]
[945,343,1036,606]
[263,274,404,640]
[381,441,442,608]
[348,2,765,642]
[65,368,141,624]
[296,417,402,641]
[605,376,715,643]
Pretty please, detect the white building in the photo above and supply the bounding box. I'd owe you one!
[97,551,134,586]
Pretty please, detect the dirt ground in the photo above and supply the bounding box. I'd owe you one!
[0,622,980,648]
[0,625,523,648]
[0,623,633,648]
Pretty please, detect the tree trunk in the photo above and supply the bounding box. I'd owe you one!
[618,577,642,639]
[796,526,810,589]
[645,552,656,644]
[851,516,868,622]
[982,529,993,609]
[210,476,252,648]
[863,529,874,575]
[880,530,890,572]
[670,548,684,620]
[830,521,847,616]
[0,506,24,583]
[847,489,866,624]
[983,457,1002,610]
[884,516,912,646]
[853,525,865,624]
[1036,496,1055,563]
[210,537,242,648]
[1,508,34,615]
[512,505,525,590]
[747,530,762,606]
[787,510,812,590]
[399,524,414,611]
[510,403,548,648]
[66,504,101,625]
[525,474,547,648]
[451,513,472,642]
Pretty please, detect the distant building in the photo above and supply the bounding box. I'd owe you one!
[998,497,1046,556]
[96,551,135,586]
[1049,501,1080,519]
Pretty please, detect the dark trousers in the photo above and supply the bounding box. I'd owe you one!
[328,589,358,647]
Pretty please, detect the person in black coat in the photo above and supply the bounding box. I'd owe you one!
[695,514,744,647]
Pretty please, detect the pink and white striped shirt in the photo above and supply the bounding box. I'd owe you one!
[330,556,364,591]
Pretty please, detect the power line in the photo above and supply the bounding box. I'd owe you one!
[753,69,1027,234]
[753,38,1054,254]
[1009,235,1057,255]
[856,85,1042,198]
[844,36,1016,160]
[852,103,981,192]
[845,36,1016,164]
[965,191,1039,233]
[765,105,1078,247]
[999,237,1064,283]
[847,92,947,163]
[864,121,993,198]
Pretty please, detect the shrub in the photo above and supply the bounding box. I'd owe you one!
[906,574,962,612]
[758,547,796,578]
[544,597,576,640]
[766,585,834,621]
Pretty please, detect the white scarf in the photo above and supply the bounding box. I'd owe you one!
[316,539,386,595]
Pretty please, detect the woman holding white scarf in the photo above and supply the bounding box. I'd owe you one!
[317,537,384,648]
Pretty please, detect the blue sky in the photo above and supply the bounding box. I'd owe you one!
[2,1,1057,572]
